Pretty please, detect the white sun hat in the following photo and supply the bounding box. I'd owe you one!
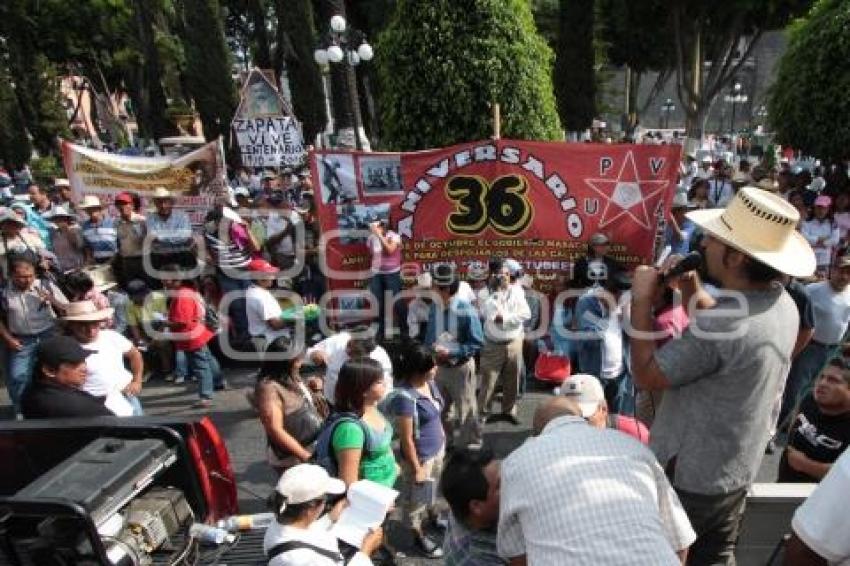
[686,186,816,277]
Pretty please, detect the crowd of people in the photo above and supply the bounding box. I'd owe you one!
[1,152,850,566]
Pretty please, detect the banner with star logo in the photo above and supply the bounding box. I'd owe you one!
[311,139,681,294]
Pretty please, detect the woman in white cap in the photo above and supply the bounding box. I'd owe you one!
[264,463,384,565]
[62,300,144,416]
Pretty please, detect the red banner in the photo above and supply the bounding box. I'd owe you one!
[312,140,681,294]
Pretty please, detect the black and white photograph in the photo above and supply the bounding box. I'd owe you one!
[359,155,404,194]
[317,153,359,204]
[336,202,390,245]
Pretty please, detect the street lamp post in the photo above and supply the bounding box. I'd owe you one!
[313,15,374,150]
[661,98,675,129]
[724,82,748,134]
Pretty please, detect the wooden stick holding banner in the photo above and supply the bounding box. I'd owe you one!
[492,102,501,140]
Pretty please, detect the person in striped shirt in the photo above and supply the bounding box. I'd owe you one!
[79,196,117,265]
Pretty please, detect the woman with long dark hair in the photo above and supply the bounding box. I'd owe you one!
[332,358,398,488]
[256,336,325,473]
[384,344,445,557]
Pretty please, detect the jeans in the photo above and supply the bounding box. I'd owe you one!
[7,329,55,412]
[186,345,221,400]
[217,271,250,340]
[175,349,188,378]
[368,271,402,338]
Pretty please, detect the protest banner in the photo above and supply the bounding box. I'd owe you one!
[312,139,681,295]
[61,139,226,226]
[231,69,306,168]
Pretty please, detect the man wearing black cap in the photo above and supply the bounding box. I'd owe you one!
[21,335,114,418]
[569,233,624,290]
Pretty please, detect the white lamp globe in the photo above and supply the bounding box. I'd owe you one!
[330,15,347,32]
[313,49,329,65]
[347,51,360,66]
[357,43,374,62]
[327,45,344,63]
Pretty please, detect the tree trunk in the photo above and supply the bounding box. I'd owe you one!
[249,0,273,69]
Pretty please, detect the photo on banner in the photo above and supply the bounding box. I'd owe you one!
[311,140,682,296]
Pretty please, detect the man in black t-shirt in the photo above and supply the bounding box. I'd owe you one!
[778,356,850,482]
[21,336,113,419]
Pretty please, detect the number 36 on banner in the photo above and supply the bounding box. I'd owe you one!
[445,174,533,236]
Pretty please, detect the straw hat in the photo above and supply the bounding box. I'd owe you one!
[756,178,779,192]
[79,195,103,209]
[0,209,26,226]
[43,205,75,220]
[61,300,114,322]
[82,264,118,292]
[54,178,71,188]
[731,171,751,185]
[686,186,816,277]
[151,187,174,200]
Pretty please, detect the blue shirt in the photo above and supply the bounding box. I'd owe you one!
[146,211,192,251]
[82,217,118,260]
[387,382,445,460]
[424,297,484,362]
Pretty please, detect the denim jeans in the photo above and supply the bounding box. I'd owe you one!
[186,345,221,400]
[217,271,250,339]
[368,271,402,338]
[7,329,55,412]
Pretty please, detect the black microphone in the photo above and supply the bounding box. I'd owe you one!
[660,251,703,282]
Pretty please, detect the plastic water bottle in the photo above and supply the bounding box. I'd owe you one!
[189,523,235,545]
[216,512,275,532]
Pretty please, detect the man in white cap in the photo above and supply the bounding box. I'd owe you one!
[263,463,383,565]
[145,187,194,269]
[630,186,816,565]
[79,196,118,265]
[558,373,650,443]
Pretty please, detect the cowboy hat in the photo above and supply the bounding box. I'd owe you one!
[82,264,118,292]
[731,171,750,184]
[0,209,26,226]
[686,186,816,277]
[54,178,71,188]
[151,187,174,200]
[79,195,103,209]
[756,178,779,192]
[43,205,76,220]
[61,300,114,322]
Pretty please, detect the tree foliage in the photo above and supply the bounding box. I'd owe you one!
[553,0,595,132]
[769,0,850,160]
[0,64,33,167]
[377,0,561,151]
[180,0,238,146]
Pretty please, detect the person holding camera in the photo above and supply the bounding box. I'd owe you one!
[0,253,68,415]
[263,463,383,565]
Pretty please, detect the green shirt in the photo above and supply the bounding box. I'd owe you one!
[332,418,398,487]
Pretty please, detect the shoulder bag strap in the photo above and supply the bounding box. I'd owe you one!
[267,539,343,562]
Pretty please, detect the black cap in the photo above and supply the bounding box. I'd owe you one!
[37,336,93,368]
[431,263,457,288]
[126,279,149,296]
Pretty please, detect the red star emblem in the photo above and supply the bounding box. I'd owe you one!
[585,151,670,230]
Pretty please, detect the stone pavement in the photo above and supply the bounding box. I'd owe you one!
[0,364,783,564]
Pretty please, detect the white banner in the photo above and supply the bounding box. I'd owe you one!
[233,116,305,167]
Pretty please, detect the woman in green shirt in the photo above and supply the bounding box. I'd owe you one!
[332,357,399,487]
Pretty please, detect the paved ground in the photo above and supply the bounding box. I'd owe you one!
[0,364,783,564]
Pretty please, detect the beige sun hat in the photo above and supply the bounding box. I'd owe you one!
[0,208,26,226]
[61,300,114,322]
[79,195,103,209]
[151,186,174,200]
[686,186,816,277]
[82,264,118,292]
[756,178,779,192]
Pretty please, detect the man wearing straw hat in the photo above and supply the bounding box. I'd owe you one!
[79,196,118,266]
[629,186,816,564]
[146,187,195,270]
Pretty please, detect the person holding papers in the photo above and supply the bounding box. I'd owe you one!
[264,464,384,565]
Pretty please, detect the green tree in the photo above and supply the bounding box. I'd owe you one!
[377,0,561,151]
[553,0,596,133]
[769,0,850,160]
[670,0,811,145]
[0,64,33,167]
[179,0,238,146]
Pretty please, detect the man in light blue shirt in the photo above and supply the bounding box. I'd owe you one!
[146,187,195,269]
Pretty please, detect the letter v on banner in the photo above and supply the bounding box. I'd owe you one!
[310,140,681,303]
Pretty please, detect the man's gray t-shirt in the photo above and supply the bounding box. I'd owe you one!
[653,285,799,495]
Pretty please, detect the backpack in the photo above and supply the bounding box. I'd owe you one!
[311,412,376,477]
[378,388,421,441]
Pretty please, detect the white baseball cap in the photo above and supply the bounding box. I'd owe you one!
[559,374,606,418]
[275,464,346,505]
